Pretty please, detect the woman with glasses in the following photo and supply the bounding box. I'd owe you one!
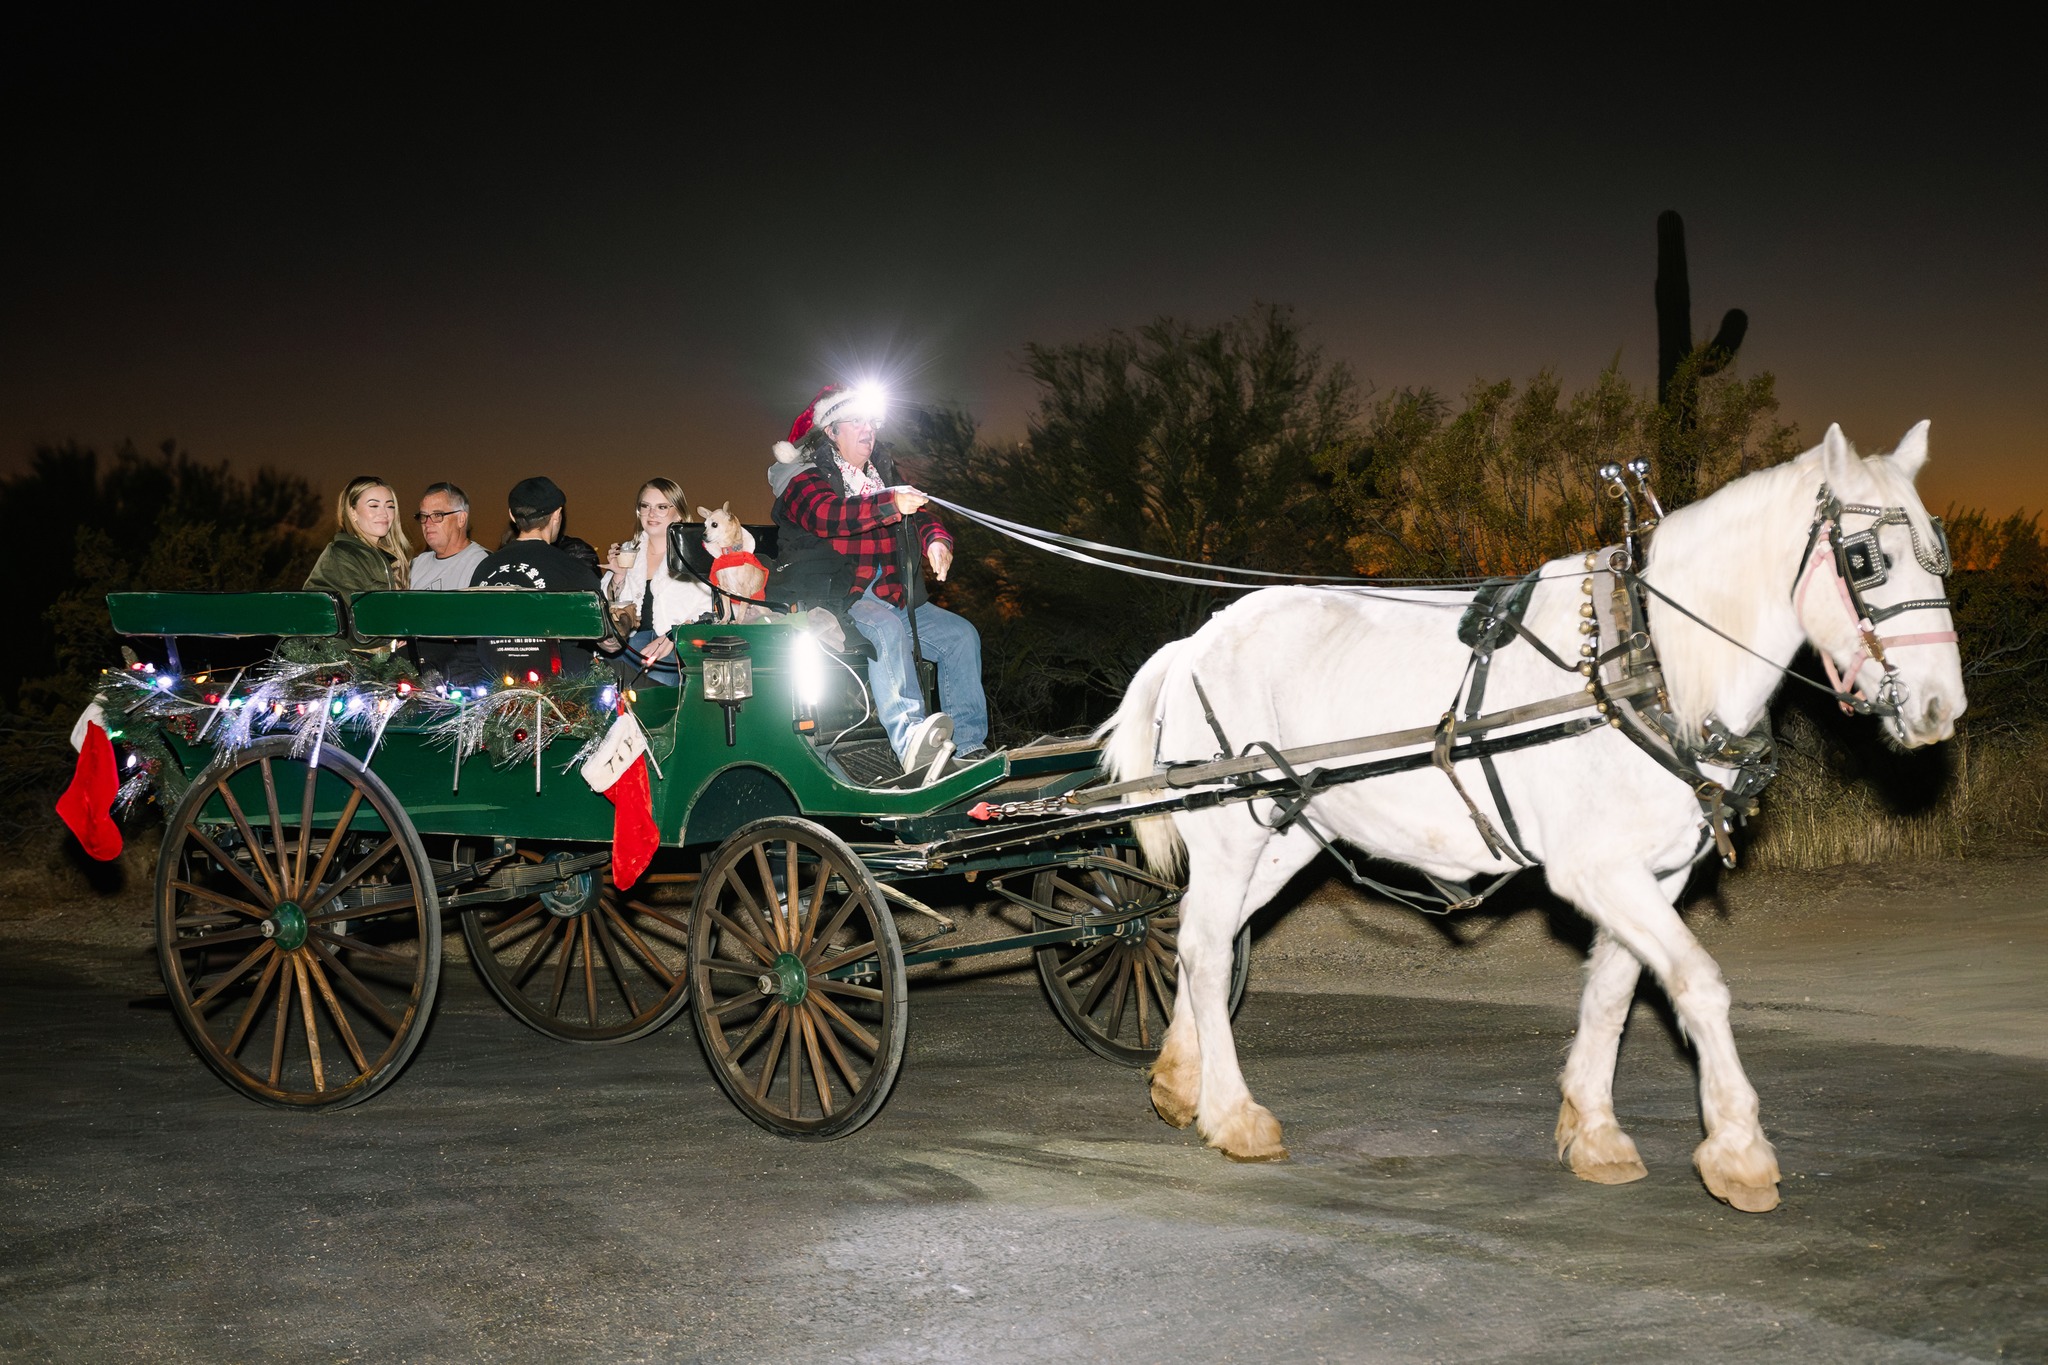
[407,481,488,589]
[602,478,713,679]
[306,476,412,596]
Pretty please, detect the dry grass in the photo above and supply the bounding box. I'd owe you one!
[1743,719,2048,870]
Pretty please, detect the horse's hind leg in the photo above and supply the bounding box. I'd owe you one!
[1552,859,1780,1212]
[1556,930,1650,1184]
[1173,820,1317,1161]
[1148,971,1200,1129]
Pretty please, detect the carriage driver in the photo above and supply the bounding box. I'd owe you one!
[768,384,989,778]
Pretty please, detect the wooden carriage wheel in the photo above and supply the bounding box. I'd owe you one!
[688,818,907,1140]
[1029,849,1250,1067]
[155,737,440,1109]
[460,856,693,1044]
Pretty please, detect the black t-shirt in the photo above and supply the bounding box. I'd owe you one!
[468,539,605,679]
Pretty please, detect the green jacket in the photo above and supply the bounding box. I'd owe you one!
[304,534,398,597]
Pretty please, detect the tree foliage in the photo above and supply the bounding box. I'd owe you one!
[1,440,325,716]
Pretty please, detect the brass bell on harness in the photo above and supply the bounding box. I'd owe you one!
[1579,603,1596,619]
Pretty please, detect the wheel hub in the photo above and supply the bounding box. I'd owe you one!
[757,952,808,1004]
[540,865,599,918]
[262,900,308,952]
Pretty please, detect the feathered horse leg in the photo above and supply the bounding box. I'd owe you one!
[1550,858,1780,1211]
[1556,929,1651,1184]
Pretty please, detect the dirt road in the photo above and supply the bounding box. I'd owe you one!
[1,854,2042,1362]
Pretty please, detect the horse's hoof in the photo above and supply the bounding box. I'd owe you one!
[1149,1077,1196,1130]
[1556,1099,1648,1185]
[1204,1103,1289,1162]
[1695,1136,1782,1213]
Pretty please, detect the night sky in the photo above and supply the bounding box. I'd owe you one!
[5,16,2042,540]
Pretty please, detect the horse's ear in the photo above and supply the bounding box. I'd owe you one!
[1821,423,1857,490]
[1891,420,1932,481]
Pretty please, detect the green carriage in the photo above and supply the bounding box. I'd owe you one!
[109,588,1247,1139]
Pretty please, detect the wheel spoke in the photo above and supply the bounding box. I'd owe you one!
[309,938,403,1036]
[727,998,783,1062]
[189,941,276,1014]
[1050,874,1117,914]
[722,869,782,957]
[750,845,789,951]
[751,1008,791,1101]
[1079,947,1124,1016]
[294,756,319,896]
[1055,936,1116,980]
[1131,950,1152,1047]
[481,901,546,943]
[708,987,769,1019]
[602,904,679,988]
[310,929,414,968]
[799,1008,832,1117]
[796,858,831,957]
[260,758,290,891]
[812,979,883,1002]
[174,922,269,954]
[170,880,269,922]
[579,916,599,1027]
[589,908,645,1016]
[301,835,398,916]
[268,959,294,1086]
[701,957,768,976]
[808,988,879,1054]
[710,911,775,966]
[216,783,282,902]
[304,952,370,1075]
[186,825,273,908]
[224,951,285,1056]
[1101,956,1134,1039]
[804,892,861,967]
[547,919,576,1017]
[302,789,364,897]
[293,954,326,1091]
[510,918,563,988]
[811,939,878,975]
[806,1000,863,1093]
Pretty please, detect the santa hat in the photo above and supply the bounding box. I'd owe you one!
[771,384,887,464]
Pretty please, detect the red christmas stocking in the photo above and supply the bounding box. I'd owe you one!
[56,721,123,861]
[582,713,657,890]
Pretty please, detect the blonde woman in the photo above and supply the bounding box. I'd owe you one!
[305,475,412,595]
[603,478,713,673]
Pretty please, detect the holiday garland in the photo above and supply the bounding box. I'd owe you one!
[97,641,622,815]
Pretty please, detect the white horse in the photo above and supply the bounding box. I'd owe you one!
[1101,424,1964,1212]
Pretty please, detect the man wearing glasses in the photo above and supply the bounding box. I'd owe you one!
[408,482,488,589]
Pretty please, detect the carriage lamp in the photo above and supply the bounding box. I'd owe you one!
[698,635,753,746]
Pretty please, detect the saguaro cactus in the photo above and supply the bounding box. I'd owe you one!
[1655,211,1748,503]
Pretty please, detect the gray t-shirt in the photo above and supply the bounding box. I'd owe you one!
[409,542,489,590]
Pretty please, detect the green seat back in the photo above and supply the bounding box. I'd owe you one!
[348,589,610,639]
[106,591,343,638]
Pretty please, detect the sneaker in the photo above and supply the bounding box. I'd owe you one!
[956,746,991,763]
[900,712,954,775]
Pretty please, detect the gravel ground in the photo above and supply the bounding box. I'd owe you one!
[1,851,2042,1362]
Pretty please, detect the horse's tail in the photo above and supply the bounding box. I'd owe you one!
[1096,641,1187,876]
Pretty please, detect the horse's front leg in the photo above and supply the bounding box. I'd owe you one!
[1551,859,1780,1212]
[1556,929,1650,1184]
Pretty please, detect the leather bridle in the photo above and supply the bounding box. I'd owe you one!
[1791,484,1957,716]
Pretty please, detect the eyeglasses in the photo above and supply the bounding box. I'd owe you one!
[414,510,461,523]
[638,502,675,513]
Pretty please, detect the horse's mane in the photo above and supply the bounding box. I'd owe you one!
[1638,454,1820,735]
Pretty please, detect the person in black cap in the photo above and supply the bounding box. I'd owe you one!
[468,477,605,679]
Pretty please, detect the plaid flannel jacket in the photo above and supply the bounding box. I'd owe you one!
[772,464,952,608]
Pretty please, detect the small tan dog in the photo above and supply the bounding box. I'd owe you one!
[698,502,770,623]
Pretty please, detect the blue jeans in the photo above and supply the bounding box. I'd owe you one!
[624,628,681,686]
[846,585,988,760]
